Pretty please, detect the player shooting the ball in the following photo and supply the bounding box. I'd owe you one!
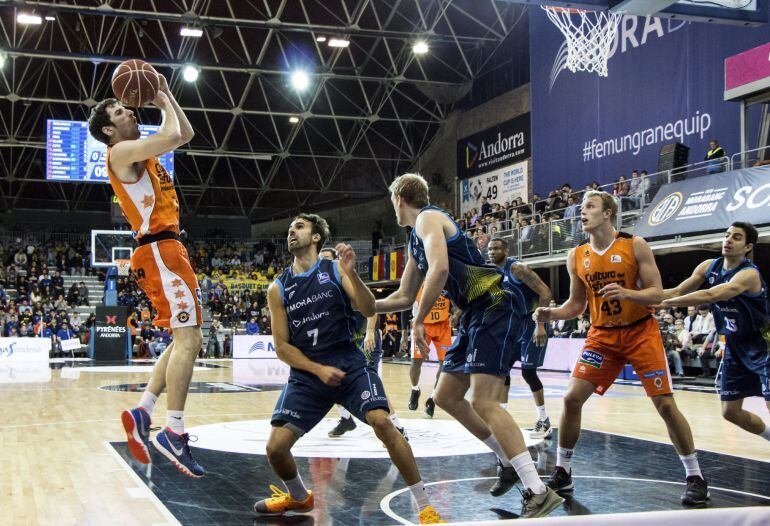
[88,63,206,478]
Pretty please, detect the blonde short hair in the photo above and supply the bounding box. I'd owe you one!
[389,173,429,208]
[582,190,618,223]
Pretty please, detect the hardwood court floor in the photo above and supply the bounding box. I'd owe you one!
[1,359,768,525]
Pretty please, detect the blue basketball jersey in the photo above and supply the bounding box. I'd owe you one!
[705,257,770,341]
[409,205,509,310]
[500,256,540,315]
[275,258,361,362]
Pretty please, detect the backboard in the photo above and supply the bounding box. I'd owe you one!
[90,230,135,269]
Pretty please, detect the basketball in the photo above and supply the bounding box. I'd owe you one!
[111,59,160,107]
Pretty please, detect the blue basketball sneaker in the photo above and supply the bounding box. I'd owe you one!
[151,428,205,478]
[121,407,152,464]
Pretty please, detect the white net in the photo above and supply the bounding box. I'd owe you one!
[542,6,622,78]
[116,259,131,277]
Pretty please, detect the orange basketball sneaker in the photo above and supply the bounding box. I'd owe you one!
[419,505,446,524]
[253,485,314,516]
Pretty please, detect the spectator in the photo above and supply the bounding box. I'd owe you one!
[667,316,691,377]
[697,330,720,377]
[78,281,90,306]
[683,306,697,333]
[246,316,261,335]
[705,139,726,173]
[149,327,171,358]
[690,304,715,344]
[56,321,77,357]
[480,196,492,217]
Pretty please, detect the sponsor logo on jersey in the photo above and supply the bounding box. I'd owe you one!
[654,377,664,389]
[361,390,371,400]
[578,349,604,369]
[642,369,665,379]
[611,255,622,264]
[584,258,590,269]
[286,290,334,313]
[177,311,189,323]
[317,271,331,285]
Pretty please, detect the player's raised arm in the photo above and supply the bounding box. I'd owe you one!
[110,91,181,168]
[511,262,552,346]
[663,268,761,307]
[660,259,712,301]
[335,243,375,317]
[375,252,424,313]
[158,74,194,144]
[534,248,587,322]
[268,282,343,385]
[412,211,449,324]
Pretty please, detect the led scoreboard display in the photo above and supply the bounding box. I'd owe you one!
[46,119,174,182]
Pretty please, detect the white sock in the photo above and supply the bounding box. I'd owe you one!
[679,453,703,478]
[408,480,430,509]
[390,413,402,429]
[760,424,770,442]
[412,386,420,392]
[511,451,547,494]
[138,391,157,417]
[482,434,512,467]
[557,447,574,474]
[338,406,352,419]
[500,403,508,409]
[283,473,309,501]
[536,404,547,420]
[166,410,184,434]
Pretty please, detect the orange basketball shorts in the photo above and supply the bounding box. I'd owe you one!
[130,238,202,329]
[412,320,452,360]
[572,316,672,397]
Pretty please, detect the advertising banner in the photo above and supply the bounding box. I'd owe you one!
[457,113,531,180]
[530,10,769,194]
[222,278,270,293]
[233,335,276,359]
[0,337,51,362]
[93,306,129,362]
[633,166,770,239]
[460,160,529,216]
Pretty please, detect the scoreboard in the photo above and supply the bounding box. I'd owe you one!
[46,119,174,182]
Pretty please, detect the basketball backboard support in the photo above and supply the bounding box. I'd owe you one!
[502,0,768,25]
[90,230,135,268]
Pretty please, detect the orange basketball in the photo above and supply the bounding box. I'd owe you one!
[111,59,160,107]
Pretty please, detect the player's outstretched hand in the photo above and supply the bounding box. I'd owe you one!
[335,243,356,275]
[316,365,346,387]
[150,89,170,108]
[533,307,552,323]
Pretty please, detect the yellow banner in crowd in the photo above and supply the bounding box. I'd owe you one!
[221,278,271,292]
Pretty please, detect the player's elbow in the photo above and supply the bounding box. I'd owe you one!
[357,298,376,318]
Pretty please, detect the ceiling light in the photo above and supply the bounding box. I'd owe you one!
[328,38,350,48]
[289,116,300,124]
[183,64,199,82]
[316,36,327,43]
[180,27,203,37]
[290,70,309,91]
[17,13,42,25]
[0,54,5,69]
[44,16,56,22]
[413,41,429,54]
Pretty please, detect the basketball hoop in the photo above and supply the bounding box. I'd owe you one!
[116,259,131,277]
[542,6,622,78]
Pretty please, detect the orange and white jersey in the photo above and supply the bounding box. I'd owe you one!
[574,231,653,328]
[106,148,180,240]
[414,286,451,324]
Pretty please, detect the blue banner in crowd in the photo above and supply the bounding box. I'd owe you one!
[530,10,769,195]
[633,166,770,239]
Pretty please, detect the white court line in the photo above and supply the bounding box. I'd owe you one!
[583,427,770,465]
[0,412,275,430]
[380,475,770,526]
[103,441,181,526]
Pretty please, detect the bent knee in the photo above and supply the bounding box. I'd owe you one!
[654,397,679,420]
[367,414,394,437]
[721,406,742,424]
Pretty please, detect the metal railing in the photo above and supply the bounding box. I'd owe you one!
[731,145,770,170]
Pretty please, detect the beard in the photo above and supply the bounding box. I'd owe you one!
[288,238,313,255]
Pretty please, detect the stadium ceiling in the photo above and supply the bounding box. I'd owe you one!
[0,0,526,221]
